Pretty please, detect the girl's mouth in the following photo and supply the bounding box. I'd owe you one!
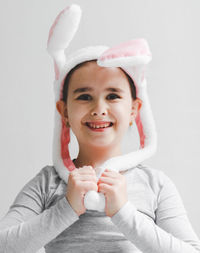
[85,122,113,132]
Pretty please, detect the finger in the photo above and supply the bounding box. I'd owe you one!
[101,170,120,179]
[77,166,96,175]
[79,174,97,183]
[98,183,112,194]
[71,168,96,177]
[98,176,117,186]
[80,181,98,192]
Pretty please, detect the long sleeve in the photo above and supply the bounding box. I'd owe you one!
[0,167,79,253]
[111,171,200,253]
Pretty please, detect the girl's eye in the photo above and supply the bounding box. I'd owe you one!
[76,94,92,100]
[107,93,121,100]
[76,93,121,101]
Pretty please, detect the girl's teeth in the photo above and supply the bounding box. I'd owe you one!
[88,123,111,129]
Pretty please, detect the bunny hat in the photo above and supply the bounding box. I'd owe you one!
[47,4,157,212]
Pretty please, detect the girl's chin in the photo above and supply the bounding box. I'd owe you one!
[80,138,117,149]
[85,142,113,149]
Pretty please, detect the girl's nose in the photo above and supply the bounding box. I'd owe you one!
[91,111,106,116]
[90,99,108,116]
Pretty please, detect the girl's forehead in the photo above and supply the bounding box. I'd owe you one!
[68,61,130,90]
[74,61,125,76]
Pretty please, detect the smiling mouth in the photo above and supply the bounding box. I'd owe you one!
[85,122,113,129]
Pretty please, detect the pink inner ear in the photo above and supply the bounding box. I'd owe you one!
[47,6,70,45]
[61,120,76,171]
[99,39,151,61]
[136,113,145,148]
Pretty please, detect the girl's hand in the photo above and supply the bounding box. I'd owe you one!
[98,169,128,217]
[66,166,98,216]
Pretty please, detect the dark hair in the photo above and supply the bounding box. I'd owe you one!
[62,60,136,102]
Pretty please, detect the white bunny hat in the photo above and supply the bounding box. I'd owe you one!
[47,4,157,212]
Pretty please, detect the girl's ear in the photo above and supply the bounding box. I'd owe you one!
[130,98,142,121]
[56,100,69,121]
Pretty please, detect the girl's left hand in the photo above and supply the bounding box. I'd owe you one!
[97,169,128,217]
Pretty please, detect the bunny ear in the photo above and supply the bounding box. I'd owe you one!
[97,39,152,67]
[47,4,82,79]
[97,39,152,87]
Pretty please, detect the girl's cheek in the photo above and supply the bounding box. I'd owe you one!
[111,106,126,117]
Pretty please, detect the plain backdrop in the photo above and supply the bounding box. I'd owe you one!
[0,0,199,248]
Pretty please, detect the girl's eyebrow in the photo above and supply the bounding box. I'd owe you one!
[73,86,124,94]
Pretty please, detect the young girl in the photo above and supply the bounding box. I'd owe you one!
[0,4,200,253]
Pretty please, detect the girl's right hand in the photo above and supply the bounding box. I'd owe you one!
[66,166,98,216]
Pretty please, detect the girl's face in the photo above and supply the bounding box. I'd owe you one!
[57,61,142,150]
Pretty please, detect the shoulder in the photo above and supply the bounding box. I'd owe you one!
[17,165,64,199]
[22,165,66,208]
[124,164,184,216]
[9,165,64,213]
[34,165,65,189]
[124,163,175,196]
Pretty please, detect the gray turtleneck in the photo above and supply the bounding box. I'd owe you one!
[0,164,200,253]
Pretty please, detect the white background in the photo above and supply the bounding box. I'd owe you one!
[0,0,199,246]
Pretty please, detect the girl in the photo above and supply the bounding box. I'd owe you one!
[0,4,200,253]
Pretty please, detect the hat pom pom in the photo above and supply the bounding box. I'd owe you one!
[84,191,105,212]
